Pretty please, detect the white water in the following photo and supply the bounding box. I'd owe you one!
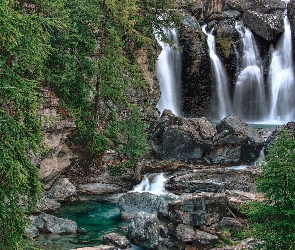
[133,173,167,195]
[233,21,267,121]
[202,25,232,120]
[156,28,182,116]
[268,11,295,123]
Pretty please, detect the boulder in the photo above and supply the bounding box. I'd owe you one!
[32,213,77,234]
[242,10,284,41]
[127,211,160,249]
[118,192,180,218]
[151,110,216,162]
[214,114,265,163]
[150,112,264,165]
[218,217,244,233]
[103,233,130,249]
[46,178,77,202]
[168,193,227,226]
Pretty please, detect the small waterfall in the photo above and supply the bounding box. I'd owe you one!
[133,173,167,195]
[268,11,295,123]
[155,28,182,116]
[233,21,267,121]
[202,25,232,120]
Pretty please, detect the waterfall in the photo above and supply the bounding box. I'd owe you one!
[268,11,295,123]
[233,21,267,121]
[132,173,167,195]
[155,28,182,116]
[202,25,232,120]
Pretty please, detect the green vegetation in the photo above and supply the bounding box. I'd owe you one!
[245,130,295,249]
[0,0,179,248]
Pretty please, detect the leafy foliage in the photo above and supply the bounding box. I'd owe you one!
[0,0,180,248]
[247,129,295,249]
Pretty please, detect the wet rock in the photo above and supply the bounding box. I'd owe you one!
[46,178,77,202]
[127,211,160,249]
[32,213,77,234]
[36,197,61,212]
[179,15,212,117]
[103,233,131,249]
[242,10,284,41]
[118,192,180,218]
[168,193,228,226]
[77,183,123,195]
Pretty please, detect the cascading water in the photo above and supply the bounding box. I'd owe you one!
[233,21,267,121]
[133,173,167,195]
[268,9,295,123]
[155,28,182,116]
[202,25,232,120]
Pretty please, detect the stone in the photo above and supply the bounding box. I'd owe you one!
[118,191,180,218]
[168,193,228,226]
[32,213,77,234]
[175,224,218,248]
[103,233,130,249]
[77,183,123,195]
[219,217,244,233]
[46,178,77,202]
[127,211,160,249]
[36,197,61,212]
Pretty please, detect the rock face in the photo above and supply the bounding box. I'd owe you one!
[37,88,76,189]
[180,15,212,117]
[127,211,160,249]
[150,111,264,165]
